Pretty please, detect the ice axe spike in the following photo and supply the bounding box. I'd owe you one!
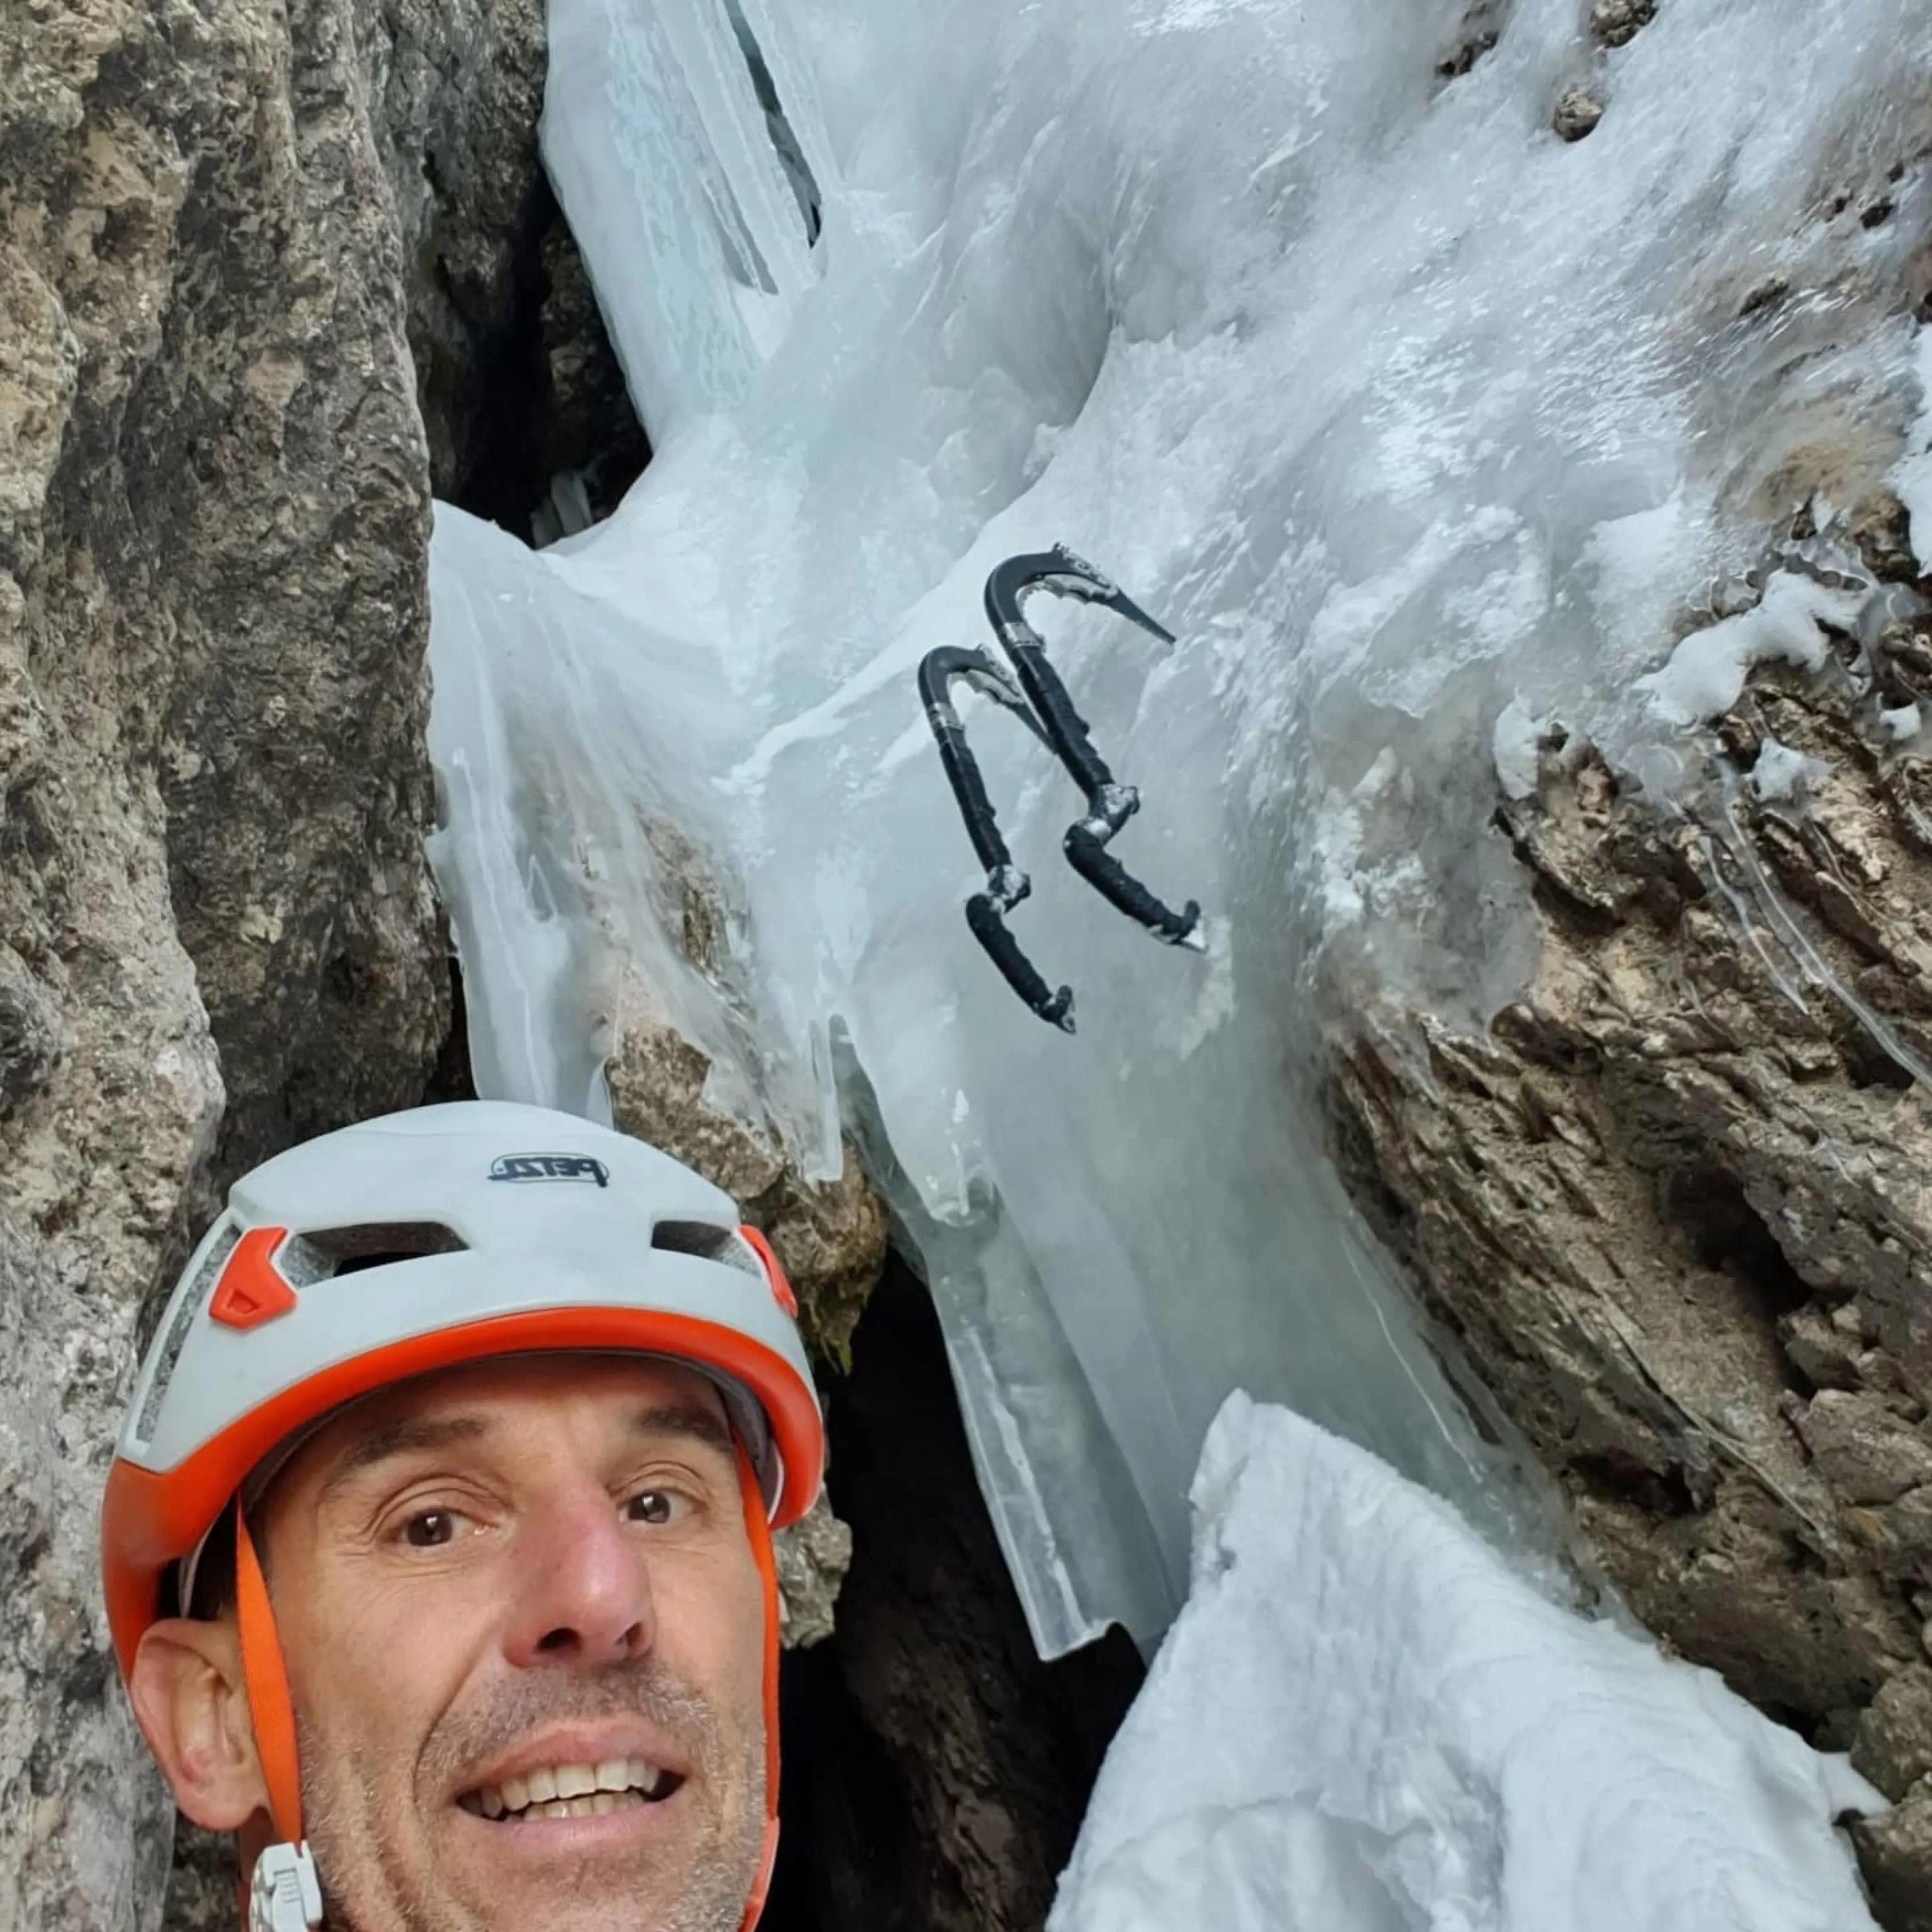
[918,546,1204,1031]
[917,643,1074,1029]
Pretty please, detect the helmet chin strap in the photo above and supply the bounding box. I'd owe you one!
[227,1461,787,1932]
[234,1504,323,1930]
[735,1447,783,1932]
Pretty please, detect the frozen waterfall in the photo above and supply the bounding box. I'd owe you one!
[425,0,1919,1919]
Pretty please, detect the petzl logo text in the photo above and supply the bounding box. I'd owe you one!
[488,1153,611,1187]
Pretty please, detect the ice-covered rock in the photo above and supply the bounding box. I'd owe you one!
[1330,593,1932,1912]
[1890,326,1932,571]
[1749,733,1830,801]
[1636,572,1870,726]
[1491,698,1550,801]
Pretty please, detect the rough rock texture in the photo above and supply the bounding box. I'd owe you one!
[605,970,891,1368]
[773,1492,855,1652]
[1328,510,1932,1924]
[1553,84,1605,142]
[0,0,574,1920]
[356,0,546,501]
[155,1827,229,1932]
[1590,0,1657,48]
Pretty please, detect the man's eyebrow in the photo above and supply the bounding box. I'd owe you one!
[633,1404,736,1461]
[317,1414,492,1504]
[314,1402,736,1507]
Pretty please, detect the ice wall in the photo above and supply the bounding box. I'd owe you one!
[427,0,1932,1652]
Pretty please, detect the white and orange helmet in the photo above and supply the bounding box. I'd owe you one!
[101,1100,823,1932]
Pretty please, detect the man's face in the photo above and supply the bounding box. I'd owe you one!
[260,1355,768,1932]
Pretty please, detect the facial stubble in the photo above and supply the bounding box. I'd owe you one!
[294,1660,766,1932]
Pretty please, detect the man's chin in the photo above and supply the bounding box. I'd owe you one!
[435,1796,728,1926]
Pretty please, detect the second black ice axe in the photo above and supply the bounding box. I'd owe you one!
[918,545,1205,1032]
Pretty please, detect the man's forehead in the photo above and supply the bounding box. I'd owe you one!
[298,1353,736,1487]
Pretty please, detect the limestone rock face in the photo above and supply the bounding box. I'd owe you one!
[1328,517,1932,1916]
[604,969,891,1368]
[0,0,506,1918]
[774,1492,855,1651]
[355,0,548,500]
[1860,1785,1932,1932]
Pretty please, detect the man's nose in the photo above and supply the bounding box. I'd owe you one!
[502,1484,657,1667]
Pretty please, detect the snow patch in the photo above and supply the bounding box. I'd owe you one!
[1580,495,1705,649]
[1635,573,1868,726]
[1049,1396,1884,1932]
[1880,701,1923,743]
[1491,697,1548,801]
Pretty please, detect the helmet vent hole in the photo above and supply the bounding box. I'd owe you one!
[291,1222,468,1280]
[136,1222,240,1444]
[651,1220,762,1277]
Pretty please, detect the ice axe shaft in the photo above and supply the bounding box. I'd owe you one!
[918,546,1203,1031]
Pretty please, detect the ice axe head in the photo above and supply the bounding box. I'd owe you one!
[985,546,1178,646]
[1048,545,1178,645]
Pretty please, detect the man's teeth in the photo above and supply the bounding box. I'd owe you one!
[462,1758,669,1820]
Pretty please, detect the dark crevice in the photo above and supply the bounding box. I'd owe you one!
[435,184,650,546]
[1658,1162,1814,1320]
[1843,1028,1918,1091]
[1570,1449,1699,1518]
[766,1258,1145,1932]
[761,1645,921,1931]
[723,1,823,248]
[419,950,476,1106]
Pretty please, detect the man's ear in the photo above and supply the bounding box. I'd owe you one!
[128,1618,270,1831]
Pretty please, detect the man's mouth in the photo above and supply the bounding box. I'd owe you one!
[458,1758,683,1823]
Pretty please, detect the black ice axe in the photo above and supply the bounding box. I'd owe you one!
[918,545,1205,1032]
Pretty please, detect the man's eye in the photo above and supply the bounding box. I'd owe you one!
[623,1489,686,1527]
[402,1509,460,1548]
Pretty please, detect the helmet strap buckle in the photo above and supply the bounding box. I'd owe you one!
[248,1841,322,1932]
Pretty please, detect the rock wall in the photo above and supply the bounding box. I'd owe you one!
[604,962,891,1371]
[358,0,546,501]
[0,0,564,1918]
[1328,506,1932,1927]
